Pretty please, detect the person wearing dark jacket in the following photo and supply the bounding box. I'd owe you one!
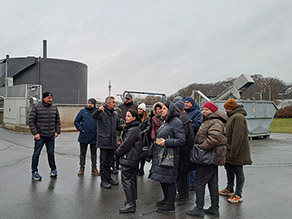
[118,93,138,120]
[149,101,186,213]
[151,102,163,140]
[174,100,195,201]
[184,96,202,191]
[219,98,252,204]
[186,102,227,217]
[74,98,100,177]
[92,96,123,189]
[137,103,151,176]
[115,109,142,213]
[29,91,61,181]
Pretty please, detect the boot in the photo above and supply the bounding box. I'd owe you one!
[77,169,84,177]
[156,198,167,207]
[157,202,175,213]
[119,203,136,213]
[91,169,100,176]
[186,207,205,217]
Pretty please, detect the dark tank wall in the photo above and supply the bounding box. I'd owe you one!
[0,57,87,104]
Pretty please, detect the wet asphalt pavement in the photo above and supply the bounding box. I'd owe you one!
[0,127,292,219]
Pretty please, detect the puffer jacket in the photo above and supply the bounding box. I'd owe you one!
[196,111,228,166]
[29,101,61,138]
[92,106,122,149]
[149,102,186,184]
[74,106,97,144]
[225,106,252,165]
[115,120,142,168]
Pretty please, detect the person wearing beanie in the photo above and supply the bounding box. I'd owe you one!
[74,98,100,177]
[184,96,202,191]
[187,102,228,217]
[175,100,195,201]
[203,102,218,113]
[29,91,60,181]
[219,98,252,203]
[137,103,151,176]
[119,93,138,119]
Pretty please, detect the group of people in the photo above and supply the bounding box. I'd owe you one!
[28,91,252,216]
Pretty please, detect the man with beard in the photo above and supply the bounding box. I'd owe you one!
[29,91,60,181]
[118,93,138,120]
[74,98,100,177]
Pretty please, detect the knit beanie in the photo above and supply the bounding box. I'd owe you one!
[42,91,53,99]
[88,98,97,105]
[203,102,218,112]
[185,96,195,106]
[175,99,185,110]
[138,103,146,111]
[224,98,238,110]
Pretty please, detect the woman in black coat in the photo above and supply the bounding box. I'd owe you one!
[115,109,142,214]
[149,101,186,213]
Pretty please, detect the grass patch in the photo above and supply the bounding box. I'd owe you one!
[269,118,292,134]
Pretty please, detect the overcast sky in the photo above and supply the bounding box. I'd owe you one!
[1,0,292,101]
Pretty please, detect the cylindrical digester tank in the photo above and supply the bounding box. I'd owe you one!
[0,57,87,104]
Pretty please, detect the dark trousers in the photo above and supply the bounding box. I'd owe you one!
[100,149,114,181]
[31,137,56,172]
[139,157,146,170]
[121,167,137,204]
[160,182,176,204]
[225,163,245,197]
[176,169,189,197]
[194,165,219,210]
[79,143,97,170]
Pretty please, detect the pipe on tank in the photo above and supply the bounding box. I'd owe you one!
[43,40,47,58]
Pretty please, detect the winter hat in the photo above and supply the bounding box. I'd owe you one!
[185,96,195,106]
[174,96,183,102]
[224,98,238,110]
[42,91,53,99]
[88,98,97,105]
[175,100,185,110]
[125,93,132,99]
[138,103,146,111]
[203,102,218,112]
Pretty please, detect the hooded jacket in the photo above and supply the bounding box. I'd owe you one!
[225,106,252,165]
[115,120,142,168]
[149,102,186,184]
[74,106,97,145]
[185,98,202,136]
[196,111,228,166]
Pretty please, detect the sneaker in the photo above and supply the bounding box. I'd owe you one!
[32,172,42,181]
[100,180,111,189]
[204,206,219,216]
[219,188,234,196]
[186,207,205,217]
[78,169,84,176]
[108,178,119,186]
[157,203,175,213]
[50,169,58,177]
[228,194,243,203]
[91,169,100,176]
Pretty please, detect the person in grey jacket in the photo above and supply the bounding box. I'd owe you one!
[149,101,186,213]
[92,96,123,189]
[115,109,142,213]
[29,91,60,181]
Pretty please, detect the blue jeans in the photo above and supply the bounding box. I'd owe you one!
[31,137,56,173]
[189,170,196,187]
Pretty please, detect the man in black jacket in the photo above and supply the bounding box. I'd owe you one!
[29,91,61,181]
[118,93,138,120]
[92,96,123,189]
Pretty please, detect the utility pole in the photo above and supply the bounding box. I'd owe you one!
[5,55,9,98]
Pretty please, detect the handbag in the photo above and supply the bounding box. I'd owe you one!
[158,146,175,167]
[190,144,216,165]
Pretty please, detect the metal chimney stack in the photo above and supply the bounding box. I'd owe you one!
[43,40,47,58]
